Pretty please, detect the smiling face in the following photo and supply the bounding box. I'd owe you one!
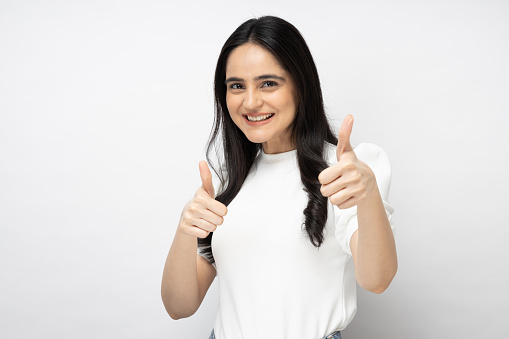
[225,43,298,154]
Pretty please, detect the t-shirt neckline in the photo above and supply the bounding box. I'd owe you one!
[259,147,297,164]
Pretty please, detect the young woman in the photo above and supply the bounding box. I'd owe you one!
[161,16,397,339]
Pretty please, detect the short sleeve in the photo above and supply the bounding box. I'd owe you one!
[333,143,396,255]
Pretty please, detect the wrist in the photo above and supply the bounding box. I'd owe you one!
[176,223,197,240]
[358,183,382,210]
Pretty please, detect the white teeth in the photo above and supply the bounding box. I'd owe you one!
[246,114,274,122]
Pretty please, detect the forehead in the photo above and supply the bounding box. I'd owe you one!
[225,43,286,77]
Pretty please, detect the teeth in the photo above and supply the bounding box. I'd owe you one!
[247,114,274,122]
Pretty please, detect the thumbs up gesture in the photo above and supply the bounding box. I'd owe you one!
[318,115,377,209]
[178,161,228,238]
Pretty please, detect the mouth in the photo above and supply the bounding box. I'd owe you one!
[243,113,275,123]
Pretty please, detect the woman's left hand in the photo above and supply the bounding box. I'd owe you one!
[318,115,378,209]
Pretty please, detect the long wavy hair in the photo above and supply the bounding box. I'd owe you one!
[198,16,338,264]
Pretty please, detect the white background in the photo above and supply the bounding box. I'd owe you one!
[1,0,508,338]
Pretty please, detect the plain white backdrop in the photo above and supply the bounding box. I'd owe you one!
[1,0,508,338]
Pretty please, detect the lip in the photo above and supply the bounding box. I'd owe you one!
[242,113,275,126]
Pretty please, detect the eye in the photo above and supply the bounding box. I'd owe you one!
[262,81,278,88]
[229,83,244,90]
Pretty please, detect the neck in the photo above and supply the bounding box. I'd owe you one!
[262,136,296,154]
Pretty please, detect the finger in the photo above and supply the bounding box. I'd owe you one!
[195,208,225,226]
[199,160,215,198]
[204,198,228,217]
[329,188,354,207]
[195,187,228,216]
[320,178,347,198]
[187,226,210,239]
[336,196,357,210]
[320,151,358,184]
[318,162,342,185]
[336,115,354,161]
[192,218,218,233]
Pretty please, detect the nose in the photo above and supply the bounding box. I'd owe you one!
[243,88,263,111]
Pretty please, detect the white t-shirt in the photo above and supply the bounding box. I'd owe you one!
[198,142,395,339]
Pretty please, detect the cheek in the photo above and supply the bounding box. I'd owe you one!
[225,96,243,127]
[279,93,298,118]
[226,95,239,116]
[272,89,296,109]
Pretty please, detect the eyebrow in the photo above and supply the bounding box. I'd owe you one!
[225,74,286,84]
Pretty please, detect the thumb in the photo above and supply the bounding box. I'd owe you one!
[199,160,215,198]
[336,114,354,161]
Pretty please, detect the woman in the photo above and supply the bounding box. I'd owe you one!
[161,16,397,339]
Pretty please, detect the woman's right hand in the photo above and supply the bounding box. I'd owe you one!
[178,161,228,238]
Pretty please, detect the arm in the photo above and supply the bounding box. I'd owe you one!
[319,115,397,294]
[349,184,397,293]
[161,225,217,319]
[161,161,226,319]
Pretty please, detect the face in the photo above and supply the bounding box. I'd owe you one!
[225,43,298,154]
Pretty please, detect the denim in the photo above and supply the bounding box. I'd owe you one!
[321,330,342,339]
[207,329,341,339]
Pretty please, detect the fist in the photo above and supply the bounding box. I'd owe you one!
[318,115,377,209]
[178,161,228,238]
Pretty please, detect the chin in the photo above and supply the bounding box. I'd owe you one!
[247,137,270,145]
[243,133,269,144]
